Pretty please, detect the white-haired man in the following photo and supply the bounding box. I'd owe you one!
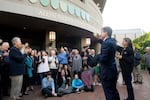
[9,37,26,100]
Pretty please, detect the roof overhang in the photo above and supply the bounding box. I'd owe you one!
[93,0,107,12]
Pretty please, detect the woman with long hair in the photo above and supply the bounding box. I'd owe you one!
[116,38,134,100]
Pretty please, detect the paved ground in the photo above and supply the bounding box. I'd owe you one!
[3,71,150,100]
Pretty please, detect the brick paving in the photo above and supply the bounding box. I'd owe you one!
[3,71,150,100]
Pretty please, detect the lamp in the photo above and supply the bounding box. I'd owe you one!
[49,31,56,41]
[86,38,91,46]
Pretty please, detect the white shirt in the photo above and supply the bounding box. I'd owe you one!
[37,56,50,73]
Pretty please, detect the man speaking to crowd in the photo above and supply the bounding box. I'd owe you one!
[98,27,120,100]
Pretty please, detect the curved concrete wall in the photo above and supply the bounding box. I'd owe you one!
[0,0,103,34]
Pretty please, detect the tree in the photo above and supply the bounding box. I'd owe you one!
[133,32,150,69]
[133,32,150,54]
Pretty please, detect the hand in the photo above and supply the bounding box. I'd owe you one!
[3,52,9,56]
[95,34,101,39]
[25,42,29,47]
[115,52,121,59]
[64,47,68,51]
[119,55,122,59]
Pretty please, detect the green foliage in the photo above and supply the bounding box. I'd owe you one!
[133,32,150,54]
[133,32,150,69]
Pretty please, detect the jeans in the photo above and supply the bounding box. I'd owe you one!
[41,88,52,97]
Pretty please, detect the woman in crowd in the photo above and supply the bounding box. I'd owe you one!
[57,69,72,96]
[30,49,38,86]
[57,47,69,66]
[37,51,50,84]
[81,64,94,92]
[48,50,59,85]
[72,73,84,93]
[21,46,33,96]
[116,38,134,100]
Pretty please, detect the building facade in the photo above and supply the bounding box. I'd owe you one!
[0,0,106,51]
[113,29,144,45]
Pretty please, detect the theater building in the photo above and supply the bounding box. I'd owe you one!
[0,0,106,51]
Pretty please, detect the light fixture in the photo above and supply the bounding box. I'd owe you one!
[49,31,56,41]
[86,38,91,46]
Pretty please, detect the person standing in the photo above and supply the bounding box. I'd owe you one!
[133,47,142,84]
[71,49,82,77]
[0,42,10,96]
[37,51,50,84]
[48,50,59,84]
[58,47,69,66]
[116,38,135,100]
[9,37,26,100]
[98,27,120,100]
[87,49,99,85]
[144,47,150,74]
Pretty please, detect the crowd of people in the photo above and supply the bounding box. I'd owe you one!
[0,27,150,100]
[0,37,101,100]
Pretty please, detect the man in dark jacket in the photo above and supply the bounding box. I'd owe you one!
[0,42,10,96]
[98,27,120,100]
[133,48,142,84]
[9,37,26,100]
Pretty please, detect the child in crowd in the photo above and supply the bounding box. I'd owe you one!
[72,73,84,93]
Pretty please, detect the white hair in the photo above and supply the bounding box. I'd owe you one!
[146,47,150,50]
[2,42,9,47]
[12,37,21,45]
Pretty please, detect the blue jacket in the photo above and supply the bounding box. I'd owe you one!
[25,56,33,78]
[9,47,26,76]
[134,51,141,67]
[58,52,69,64]
[99,38,118,80]
[72,79,84,88]
[41,77,55,91]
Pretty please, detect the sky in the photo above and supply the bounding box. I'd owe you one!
[102,0,150,32]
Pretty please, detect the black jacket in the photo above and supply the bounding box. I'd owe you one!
[119,47,134,73]
[87,55,98,67]
[9,47,26,76]
[57,72,69,88]
[99,38,118,80]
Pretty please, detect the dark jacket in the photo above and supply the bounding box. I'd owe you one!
[119,47,134,73]
[134,51,141,67]
[99,38,118,80]
[9,46,26,76]
[87,54,98,67]
[57,72,69,88]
